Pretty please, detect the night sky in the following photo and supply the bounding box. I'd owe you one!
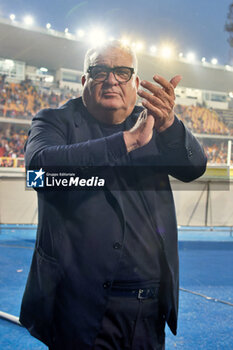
[0,0,232,65]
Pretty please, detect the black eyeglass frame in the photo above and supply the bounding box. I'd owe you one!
[87,65,135,83]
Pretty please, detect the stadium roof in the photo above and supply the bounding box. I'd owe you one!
[0,17,233,93]
[0,17,87,72]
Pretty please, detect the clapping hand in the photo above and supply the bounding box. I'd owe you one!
[137,75,182,133]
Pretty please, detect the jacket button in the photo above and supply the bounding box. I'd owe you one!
[113,242,122,249]
[187,148,193,157]
[103,281,111,289]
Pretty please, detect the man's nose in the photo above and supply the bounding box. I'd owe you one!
[105,72,118,85]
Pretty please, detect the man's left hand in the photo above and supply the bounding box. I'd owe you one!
[137,75,182,133]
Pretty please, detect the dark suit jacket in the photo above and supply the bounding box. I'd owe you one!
[20,97,207,348]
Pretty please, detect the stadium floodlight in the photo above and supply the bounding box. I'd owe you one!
[178,52,183,58]
[9,14,15,21]
[225,65,233,72]
[88,27,107,47]
[160,46,173,59]
[65,28,69,34]
[76,29,85,38]
[46,23,51,29]
[201,57,206,63]
[211,58,218,65]
[40,67,48,72]
[149,45,157,54]
[186,52,196,62]
[229,92,233,98]
[120,37,131,47]
[23,15,34,26]
[134,42,144,52]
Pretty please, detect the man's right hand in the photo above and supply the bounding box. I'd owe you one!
[123,109,155,153]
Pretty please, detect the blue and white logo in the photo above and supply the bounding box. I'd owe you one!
[26,168,45,188]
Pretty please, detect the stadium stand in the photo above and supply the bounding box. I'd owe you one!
[215,108,233,129]
[0,74,233,167]
[0,75,81,119]
[199,140,229,164]
[0,125,27,167]
[174,105,233,135]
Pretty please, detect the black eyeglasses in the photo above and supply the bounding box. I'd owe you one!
[87,65,135,83]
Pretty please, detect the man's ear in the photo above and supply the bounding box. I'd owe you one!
[135,76,140,90]
[81,75,86,86]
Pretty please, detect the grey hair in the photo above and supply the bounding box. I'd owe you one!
[83,40,138,75]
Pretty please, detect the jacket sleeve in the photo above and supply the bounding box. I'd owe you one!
[25,108,127,168]
[155,116,207,182]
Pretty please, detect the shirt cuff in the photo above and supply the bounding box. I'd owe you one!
[105,132,128,161]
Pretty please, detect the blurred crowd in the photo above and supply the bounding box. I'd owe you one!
[0,127,26,167]
[0,75,80,119]
[0,75,233,167]
[199,140,231,164]
[174,105,233,136]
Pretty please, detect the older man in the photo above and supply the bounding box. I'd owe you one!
[20,41,207,349]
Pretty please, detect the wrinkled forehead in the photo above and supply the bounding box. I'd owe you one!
[89,47,134,68]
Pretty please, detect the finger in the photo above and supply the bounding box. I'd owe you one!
[169,75,182,88]
[152,75,175,96]
[152,74,182,90]
[140,80,160,95]
[138,89,173,112]
[142,100,168,119]
[140,78,175,101]
[140,81,172,101]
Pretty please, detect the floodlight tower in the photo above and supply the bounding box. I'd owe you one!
[225,2,233,64]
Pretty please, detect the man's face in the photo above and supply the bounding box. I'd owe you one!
[82,47,139,123]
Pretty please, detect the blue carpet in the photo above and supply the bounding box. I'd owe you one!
[0,225,233,349]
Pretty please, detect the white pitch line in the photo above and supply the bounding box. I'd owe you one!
[180,287,233,307]
[0,311,22,326]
